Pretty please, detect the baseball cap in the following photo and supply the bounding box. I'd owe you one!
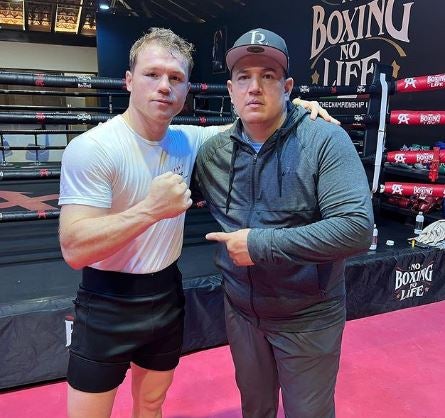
[225,28,289,74]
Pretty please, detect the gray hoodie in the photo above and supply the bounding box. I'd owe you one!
[194,103,374,331]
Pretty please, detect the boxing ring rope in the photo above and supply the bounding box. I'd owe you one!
[0,168,61,180]
[0,105,126,113]
[386,150,445,164]
[389,111,445,125]
[0,112,235,126]
[0,71,127,90]
[1,69,445,221]
[0,89,128,97]
[2,70,444,96]
[0,200,208,222]
[0,209,60,222]
[394,74,445,94]
[0,71,230,95]
[9,139,445,180]
[2,110,445,127]
[0,111,357,126]
[380,183,445,198]
[0,111,110,125]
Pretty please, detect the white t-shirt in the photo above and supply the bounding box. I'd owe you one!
[59,115,220,273]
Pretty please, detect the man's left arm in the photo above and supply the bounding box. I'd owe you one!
[207,129,373,266]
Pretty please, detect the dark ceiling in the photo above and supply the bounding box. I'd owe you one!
[0,0,249,42]
[105,0,249,23]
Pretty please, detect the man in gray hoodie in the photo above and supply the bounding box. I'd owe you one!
[194,28,374,418]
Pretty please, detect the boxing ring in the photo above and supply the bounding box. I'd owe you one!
[1,68,445,389]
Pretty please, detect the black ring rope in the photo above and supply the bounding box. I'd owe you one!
[0,111,379,126]
[0,105,126,113]
[7,70,444,97]
[0,209,60,222]
[0,168,61,180]
[0,111,111,124]
[0,89,129,97]
[0,71,126,90]
[0,112,235,125]
[0,71,386,98]
[194,109,233,116]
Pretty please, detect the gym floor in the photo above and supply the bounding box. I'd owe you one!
[0,300,444,418]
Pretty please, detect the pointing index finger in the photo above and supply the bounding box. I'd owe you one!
[206,232,227,242]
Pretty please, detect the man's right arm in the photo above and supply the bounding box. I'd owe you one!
[293,98,341,125]
[59,172,191,270]
[60,204,155,270]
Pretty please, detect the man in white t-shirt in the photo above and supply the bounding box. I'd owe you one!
[59,27,336,418]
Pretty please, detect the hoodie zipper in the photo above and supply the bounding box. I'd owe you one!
[246,152,257,227]
[247,152,260,327]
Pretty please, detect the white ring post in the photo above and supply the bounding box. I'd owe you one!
[372,73,389,193]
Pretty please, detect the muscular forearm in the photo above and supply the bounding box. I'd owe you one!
[60,201,158,269]
[60,171,191,269]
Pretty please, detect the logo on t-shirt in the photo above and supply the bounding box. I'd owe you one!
[172,164,186,178]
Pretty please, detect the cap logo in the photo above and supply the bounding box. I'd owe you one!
[247,46,265,53]
[250,30,266,45]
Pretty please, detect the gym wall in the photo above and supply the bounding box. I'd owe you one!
[0,41,97,73]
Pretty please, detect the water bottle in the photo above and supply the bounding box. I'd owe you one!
[414,211,424,235]
[369,224,378,250]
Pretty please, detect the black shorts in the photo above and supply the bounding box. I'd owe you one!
[67,263,185,393]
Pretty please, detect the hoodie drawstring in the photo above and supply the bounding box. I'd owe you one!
[276,138,284,197]
[225,141,239,214]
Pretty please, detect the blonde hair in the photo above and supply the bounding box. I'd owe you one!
[129,27,195,76]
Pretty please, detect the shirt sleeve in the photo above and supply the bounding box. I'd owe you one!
[192,125,221,148]
[58,134,114,208]
[247,127,374,265]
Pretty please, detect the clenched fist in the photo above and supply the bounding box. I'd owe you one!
[145,171,192,221]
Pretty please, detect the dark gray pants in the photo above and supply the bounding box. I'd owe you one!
[224,298,345,418]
